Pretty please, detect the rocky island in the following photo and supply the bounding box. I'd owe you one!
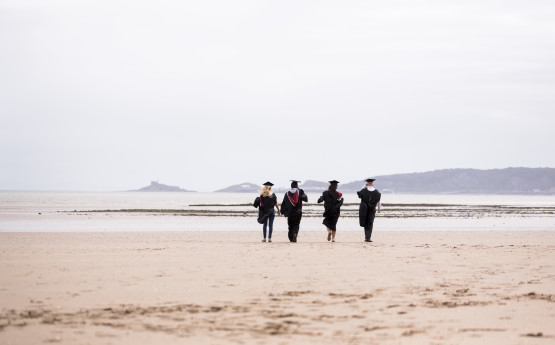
[130,181,196,192]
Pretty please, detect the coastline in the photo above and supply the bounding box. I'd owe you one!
[2,192,555,233]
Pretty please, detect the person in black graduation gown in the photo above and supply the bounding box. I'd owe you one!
[357,178,382,242]
[280,180,308,242]
[317,180,344,242]
[253,182,280,242]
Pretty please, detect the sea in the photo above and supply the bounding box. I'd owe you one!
[1,191,554,232]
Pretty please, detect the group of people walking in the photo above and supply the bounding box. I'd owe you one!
[253,179,381,242]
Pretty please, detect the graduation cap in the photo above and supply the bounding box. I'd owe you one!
[329,180,340,184]
[263,181,274,186]
[365,178,376,183]
[290,180,301,187]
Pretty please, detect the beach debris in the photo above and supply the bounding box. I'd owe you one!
[523,332,543,337]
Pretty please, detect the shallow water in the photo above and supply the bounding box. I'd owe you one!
[1,191,554,232]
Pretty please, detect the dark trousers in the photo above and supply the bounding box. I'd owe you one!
[287,213,302,242]
[364,208,377,241]
[262,210,275,239]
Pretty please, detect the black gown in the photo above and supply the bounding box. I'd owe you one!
[253,194,277,224]
[357,188,381,241]
[317,191,344,231]
[357,188,381,227]
[280,189,308,242]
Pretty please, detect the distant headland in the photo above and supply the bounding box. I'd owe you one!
[216,168,555,195]
[214,183,260,193]
[129,181,196,193]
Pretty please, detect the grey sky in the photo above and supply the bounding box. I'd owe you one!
[1,0,554,192]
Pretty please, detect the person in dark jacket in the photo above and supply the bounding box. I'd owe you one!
[357,178,382,242]
[253,182,280,242]
[280,180,308,242]
[317,180,344,242]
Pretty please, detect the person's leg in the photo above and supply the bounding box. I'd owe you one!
[268,211,275,241]
[331,217,338,242]
[366,224,373,241]
[262,219,267,241]
[287,217,295,242]
[364,225,371,241]
[364,209,376,242]
[324,218,332,241]
[368,209,376,242]
[295,214,302,241]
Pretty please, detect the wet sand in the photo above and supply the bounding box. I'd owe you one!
[1,230,554,344]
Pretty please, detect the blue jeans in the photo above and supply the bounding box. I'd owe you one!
[263,209,275,239]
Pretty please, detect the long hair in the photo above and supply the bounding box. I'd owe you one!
[328,183,339,199]
[260,185,272,197]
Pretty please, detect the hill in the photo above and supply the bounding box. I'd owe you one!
[340,167,555,194]
[216,168,555,194]
[214,182,260,193]
[130,181,196,192]
[274,180,328,193]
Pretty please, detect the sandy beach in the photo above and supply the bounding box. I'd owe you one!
[3,0,555,343]
[0,230,554,344]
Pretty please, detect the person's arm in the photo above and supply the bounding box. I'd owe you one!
[335,198,344,209]
[377,201,381,213]
[300,189,308,202]
[317,193,324,203]
[274,196,280,215]
[280,194,287,216]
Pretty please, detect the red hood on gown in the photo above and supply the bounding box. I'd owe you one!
[287,190,299,206]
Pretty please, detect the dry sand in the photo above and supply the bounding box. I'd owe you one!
[1,230,554,344]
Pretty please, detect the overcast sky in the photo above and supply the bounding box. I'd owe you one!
[1,0,554,192]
